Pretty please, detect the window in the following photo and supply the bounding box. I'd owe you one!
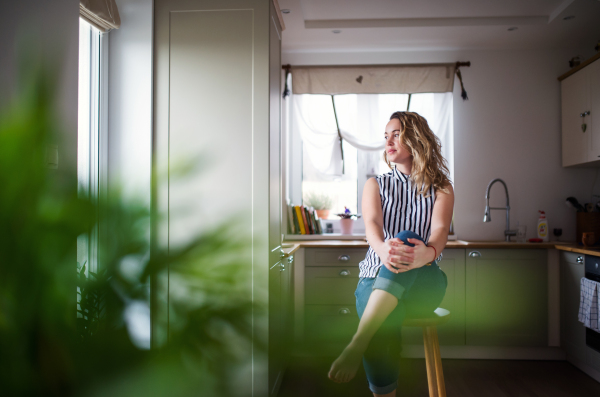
[78,18,107,274]
[292,92,454,224]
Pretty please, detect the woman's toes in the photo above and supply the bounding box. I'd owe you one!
[343,372,351,383]
[327,368,335,380]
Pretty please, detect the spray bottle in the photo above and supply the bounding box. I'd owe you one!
[537,211,549,242]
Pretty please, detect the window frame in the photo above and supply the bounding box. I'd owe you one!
[285,92,453,237]
[78,18,109,275]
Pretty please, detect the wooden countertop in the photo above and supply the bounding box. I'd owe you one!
[281,239,595,255]
[281,244,302,256]
[554,245,600,256]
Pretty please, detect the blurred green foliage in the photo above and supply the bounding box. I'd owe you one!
[0,53,260,396]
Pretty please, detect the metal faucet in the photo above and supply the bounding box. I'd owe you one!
[483,178,517,242]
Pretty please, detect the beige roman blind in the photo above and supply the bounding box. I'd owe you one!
[80,0,121,32]
[291,63,458,95]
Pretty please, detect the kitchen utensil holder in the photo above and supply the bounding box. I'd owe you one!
[576,212,600,245]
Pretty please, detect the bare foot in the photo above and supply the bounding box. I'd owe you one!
[328,341,365,383]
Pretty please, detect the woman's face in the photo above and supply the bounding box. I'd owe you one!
[384,118,412,164]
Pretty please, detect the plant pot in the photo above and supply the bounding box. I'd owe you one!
[340,218,354,235]
[316,209,330,220]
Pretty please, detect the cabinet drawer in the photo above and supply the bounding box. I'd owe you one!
[305,267,359,304]
[305,248,369,267]
[304,304,359,344]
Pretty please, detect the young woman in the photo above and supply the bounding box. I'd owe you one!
[328,111,454,397]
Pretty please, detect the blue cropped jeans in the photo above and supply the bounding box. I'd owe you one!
[355,230,447,395]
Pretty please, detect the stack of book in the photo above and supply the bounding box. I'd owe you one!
[287,203,322,235]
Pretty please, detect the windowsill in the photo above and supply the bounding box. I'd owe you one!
[315,217,365,234]
[284,233,366,241]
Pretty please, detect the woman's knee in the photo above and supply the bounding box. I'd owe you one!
[394,230,424,246]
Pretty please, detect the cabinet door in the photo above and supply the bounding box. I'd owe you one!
[589,60,600,161]
[304,304,359,347]
[269,255,293,396]
[268,5,282,266]
[268,261,283,395]
[281,255,294,347]
[466,249,547,346]
[560,252,586,363]
[402,249,466,346]
[305,247,369,267]
[305,266,359,305]
[562,68,590,167]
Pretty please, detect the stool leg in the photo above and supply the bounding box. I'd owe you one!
[422,326,439,397]
[430,327,447,397]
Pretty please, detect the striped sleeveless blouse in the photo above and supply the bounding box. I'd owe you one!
[358,166,441,278]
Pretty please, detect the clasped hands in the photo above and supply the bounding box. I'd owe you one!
[380,238,435,274]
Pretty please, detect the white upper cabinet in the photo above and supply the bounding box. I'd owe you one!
[562,67,590,166]
[590,59,600,162]
[561,56,600,167]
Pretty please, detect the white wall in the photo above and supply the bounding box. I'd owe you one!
[106,0,153,349]
[0,0,79,168]
[108,0,153,204]
[283,48,597,242]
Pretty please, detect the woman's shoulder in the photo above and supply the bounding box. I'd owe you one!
[434,182,454,197]
[364,173,392,193]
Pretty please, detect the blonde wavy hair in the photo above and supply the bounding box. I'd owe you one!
[383,111,451,197]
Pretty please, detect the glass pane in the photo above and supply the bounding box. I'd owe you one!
[78,19,91,200]
[302,138,357,219]
[78,19,92,270]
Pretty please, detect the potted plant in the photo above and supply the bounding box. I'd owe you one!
[304,192,333,220]
[336,207,362,235]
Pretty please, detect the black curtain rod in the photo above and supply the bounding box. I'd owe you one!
[282,61,470,70]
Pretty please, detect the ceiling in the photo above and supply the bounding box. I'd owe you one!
[278,0,600,53]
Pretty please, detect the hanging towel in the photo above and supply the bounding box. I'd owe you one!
[579,277,600,331]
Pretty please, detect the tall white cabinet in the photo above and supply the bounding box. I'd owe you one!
[561,55,600,167]
[153,1,282,395]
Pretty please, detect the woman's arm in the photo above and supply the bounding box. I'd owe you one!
[426,184,455,261]
[362,178,405,273]
[404,184,455,269]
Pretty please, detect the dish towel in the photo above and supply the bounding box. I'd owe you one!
[579,277,600,331]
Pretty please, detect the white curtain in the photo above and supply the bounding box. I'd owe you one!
[80,0,121,32]
[292,95,343,175]
[292,92,453,181]
[406,92,454,181]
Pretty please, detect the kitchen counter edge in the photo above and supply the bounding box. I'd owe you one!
[282,240,595,253]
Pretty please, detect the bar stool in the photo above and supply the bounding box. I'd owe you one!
[403,307,450,397]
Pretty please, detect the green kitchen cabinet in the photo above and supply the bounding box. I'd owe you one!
[303,247,366,351]
[402,248,466,346]
[465,249,547,346]
[304,247,466,349]
[269,255,294,396]
[560,251,586,364]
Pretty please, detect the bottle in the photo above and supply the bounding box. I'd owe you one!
[537,211,549,242]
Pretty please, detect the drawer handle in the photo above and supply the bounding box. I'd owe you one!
[577,256,583,264]
[287,256,293,263]
[338,308,351,315]
[279,263,285,271]
[339,269,350,277]
[469,251,481,258]
[338,255,350,262]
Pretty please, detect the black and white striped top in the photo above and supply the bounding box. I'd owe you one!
[359,166,441,278]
